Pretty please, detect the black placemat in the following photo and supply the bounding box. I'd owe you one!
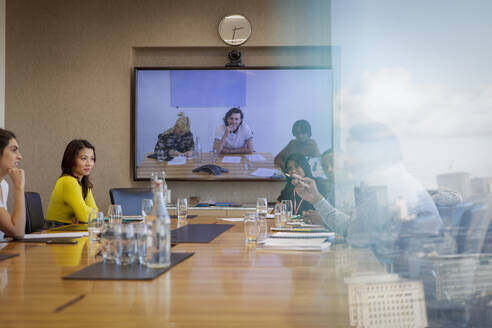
[0,253,19,262]
[63,252,194,280]
[170,215,197,219]
[171,224,233,243]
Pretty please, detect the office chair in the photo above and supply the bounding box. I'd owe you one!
[109,188,153,216]
[24,192,45,234]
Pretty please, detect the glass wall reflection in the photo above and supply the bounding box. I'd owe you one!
[329,0,492,326]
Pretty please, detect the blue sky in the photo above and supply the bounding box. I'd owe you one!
[330,0,492,187]
[332,0,492,89]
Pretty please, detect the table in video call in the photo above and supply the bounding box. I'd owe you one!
[136,152,284,181]
[0,216,378,327]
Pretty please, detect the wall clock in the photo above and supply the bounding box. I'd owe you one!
[218,14,252,46]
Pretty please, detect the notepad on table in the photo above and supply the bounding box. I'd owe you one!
[245,154,266,162]
[23,232,88,239]
[269,232,335,239]
[250,168,279,177]
[167,156,187,165]
[270,227,332,233]
[222,156,241,164]
[262,238,331,251]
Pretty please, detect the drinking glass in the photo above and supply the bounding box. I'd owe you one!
[156,149,165,162]
[244,212,259,243]
[133,223,147,264]
[141,199,153,218]
[211,148,218,163]
[256,198,268,219]
[257,214,268,243]
[194,137,202,163]
[114,224,136,265]
[88,211,104,242]
[281,200,293,221]
[274,203,287,227]
[108,204,122,224]
[101,223,118,263]
[177,198,188,221]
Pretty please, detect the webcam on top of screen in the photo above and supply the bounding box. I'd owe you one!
[225,49,244,67]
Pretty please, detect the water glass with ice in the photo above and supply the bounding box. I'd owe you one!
[115,224,136,265]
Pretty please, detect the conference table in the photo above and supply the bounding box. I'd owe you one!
[136,152,285,181]
[0,216,386,328]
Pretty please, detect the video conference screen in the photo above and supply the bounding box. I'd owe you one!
[134,67,333,181]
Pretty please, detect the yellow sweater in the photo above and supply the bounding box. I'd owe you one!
[46,175,98,224]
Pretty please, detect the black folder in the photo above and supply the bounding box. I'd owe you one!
[171,224,234,243]
[0,253,18,262]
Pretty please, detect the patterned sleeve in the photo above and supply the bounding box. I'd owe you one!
[154,133,174,160]
[181,132,195,152]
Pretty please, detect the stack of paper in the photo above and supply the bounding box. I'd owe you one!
[262,232,331,251]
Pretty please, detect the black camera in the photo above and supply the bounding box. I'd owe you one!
[225,49,244,67]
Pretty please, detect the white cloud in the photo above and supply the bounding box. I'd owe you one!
[339,68,492,137]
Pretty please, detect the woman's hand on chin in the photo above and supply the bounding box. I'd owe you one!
[8,168,25,190]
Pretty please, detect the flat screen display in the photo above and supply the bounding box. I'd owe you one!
[134,67,333,181]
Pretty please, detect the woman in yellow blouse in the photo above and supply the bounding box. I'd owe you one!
[46,139,98,226]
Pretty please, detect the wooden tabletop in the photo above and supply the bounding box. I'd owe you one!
[136,152,285,181]
[0,217,382,328]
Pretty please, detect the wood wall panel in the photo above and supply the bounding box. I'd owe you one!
[5,0,331,213]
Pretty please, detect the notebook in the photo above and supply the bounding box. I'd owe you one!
[269,232,335,239]
[262,238,331,251]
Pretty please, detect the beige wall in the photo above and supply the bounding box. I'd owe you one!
[5,0,331,213]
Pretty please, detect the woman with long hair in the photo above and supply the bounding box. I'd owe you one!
[0,129,26,238]
[46,139,98,226]
[277,153,318,215]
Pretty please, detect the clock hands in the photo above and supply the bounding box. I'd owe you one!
[231,25,244,41]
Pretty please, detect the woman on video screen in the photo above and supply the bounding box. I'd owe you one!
[213,108,254,154]
[274,119,320,169]
[154,112,194,161]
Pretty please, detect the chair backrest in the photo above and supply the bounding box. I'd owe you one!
[24,192,44,234]
[109,188,153,216]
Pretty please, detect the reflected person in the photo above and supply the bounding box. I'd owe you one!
[154,112,194,161]
[294,123,446,256]
[213,108,254,154]
[274,120,320,170]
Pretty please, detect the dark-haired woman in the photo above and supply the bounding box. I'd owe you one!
[274,119,320,170]
[277,153,318,216]
[0,129,26,239]
[46,140,98,225]
[213,108,254,154]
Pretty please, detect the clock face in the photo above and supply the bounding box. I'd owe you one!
[218,14,252,46]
